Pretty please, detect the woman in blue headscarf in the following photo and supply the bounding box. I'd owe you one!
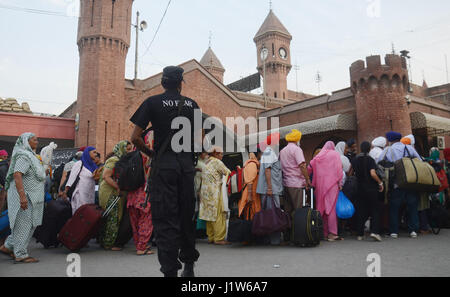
[0,133,45,263]
[63,146,98,214]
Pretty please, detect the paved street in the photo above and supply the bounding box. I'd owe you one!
[1,229,450,277]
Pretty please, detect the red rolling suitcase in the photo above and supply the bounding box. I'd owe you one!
[58,196,120,252]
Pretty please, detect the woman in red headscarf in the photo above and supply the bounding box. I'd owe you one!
[308,141,344,241]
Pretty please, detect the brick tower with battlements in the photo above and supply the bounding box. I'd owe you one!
[350,54,413,143]
[76,0,133,156]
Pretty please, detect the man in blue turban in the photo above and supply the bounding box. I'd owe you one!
[385,131,402,143]
[376,131,422,240]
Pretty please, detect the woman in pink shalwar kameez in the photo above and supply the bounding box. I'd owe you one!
[127,134,154,255]
[309,141,344,241]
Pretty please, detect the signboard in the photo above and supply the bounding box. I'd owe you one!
[51,148,80,168]
[227,73,261,92]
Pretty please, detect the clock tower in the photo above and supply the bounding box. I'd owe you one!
[254,9,292,100]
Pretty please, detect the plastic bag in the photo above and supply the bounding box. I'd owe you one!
[40,142,58,173]
[336,191,355,219]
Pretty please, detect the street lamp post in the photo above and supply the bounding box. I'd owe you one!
[133,11,147,81]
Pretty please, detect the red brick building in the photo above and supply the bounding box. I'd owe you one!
[60,1,450,160]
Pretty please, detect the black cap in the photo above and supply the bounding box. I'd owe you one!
[162,66,184,83]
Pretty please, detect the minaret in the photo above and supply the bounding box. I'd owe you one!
[76,0,133,156]
[254,9,292,100]
[200,47,225,83]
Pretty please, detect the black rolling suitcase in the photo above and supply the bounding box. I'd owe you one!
[114,207,133,247]
[34,198,72,248]
[292,188,323,247]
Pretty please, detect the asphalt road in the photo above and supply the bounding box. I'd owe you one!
[1,229,450,277]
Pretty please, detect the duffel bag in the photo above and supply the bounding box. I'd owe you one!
[252,197,290,236]
[227,202,253,243]
[395,147,440,192]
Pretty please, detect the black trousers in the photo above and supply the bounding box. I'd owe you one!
[149,157,200,275]
[356,185,382,236]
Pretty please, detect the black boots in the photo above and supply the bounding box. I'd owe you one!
[181,263,195,277]
[164,263,195,277]
[164,270,178,277]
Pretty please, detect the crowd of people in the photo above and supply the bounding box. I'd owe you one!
[0,128,449,264]
[194,129,450,246]
[0,133,155,262]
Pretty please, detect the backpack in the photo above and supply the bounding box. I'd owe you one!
[113,151,145,192]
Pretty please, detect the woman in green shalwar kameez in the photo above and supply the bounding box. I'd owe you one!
[0,133,46,263]
[99,140,132,250]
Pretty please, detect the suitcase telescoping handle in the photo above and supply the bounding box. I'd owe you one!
[102,196,121,218]
[302,187,314,209]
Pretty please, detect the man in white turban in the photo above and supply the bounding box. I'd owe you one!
[369,137,387,161]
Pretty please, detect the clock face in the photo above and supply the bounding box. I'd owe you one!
[260,47,268,61]
[279,47,287,59]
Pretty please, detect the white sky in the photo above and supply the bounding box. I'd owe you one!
[1,0,450,115]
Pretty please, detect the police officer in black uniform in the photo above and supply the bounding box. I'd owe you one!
[130,66,200,277]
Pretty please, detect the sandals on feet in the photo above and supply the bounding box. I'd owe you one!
[0,245,14,258]
[214,240,231,245]
[327,236,344,242]
[14,257,39,264]
[137,248,154,256]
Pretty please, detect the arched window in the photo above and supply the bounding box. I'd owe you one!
[392,74,401,88]
[380,74,389,88]
[368,76,378,90]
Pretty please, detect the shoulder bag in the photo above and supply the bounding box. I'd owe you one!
[66,162,84,200]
